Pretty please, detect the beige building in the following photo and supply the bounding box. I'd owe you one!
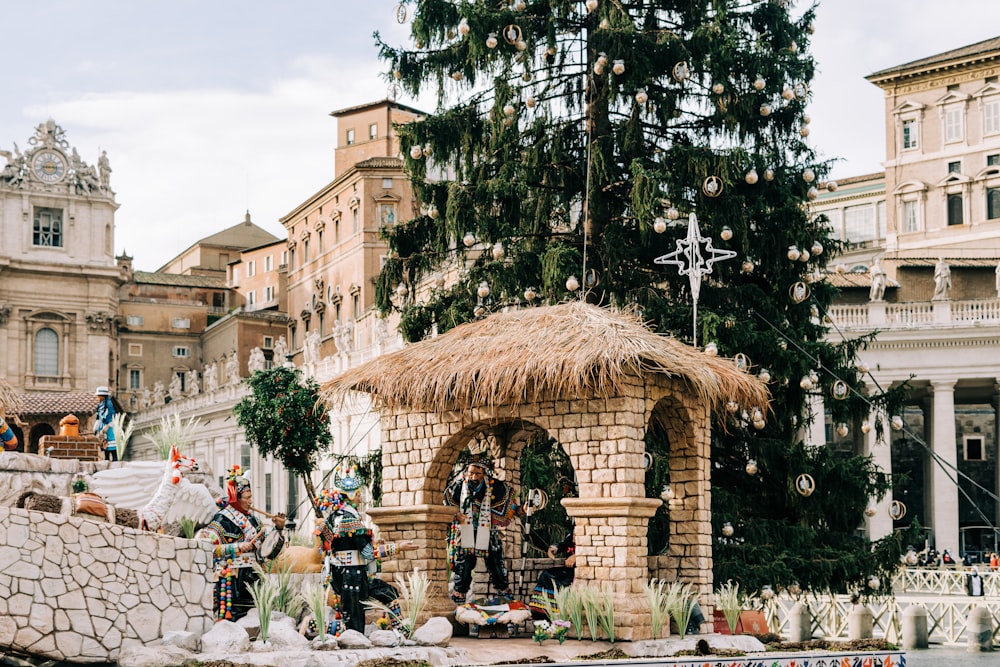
[0,120,121,451]
[813,36,1000,560]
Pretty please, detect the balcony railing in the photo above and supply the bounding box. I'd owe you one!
[828,298,1000,330]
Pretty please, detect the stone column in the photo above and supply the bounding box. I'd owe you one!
[563,497,663,641]
[930,379,959,553]
[367,504,457,622]
[807,393,826,447]
[865,384,893,540]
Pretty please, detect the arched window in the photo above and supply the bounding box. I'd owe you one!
[34,328,59,376]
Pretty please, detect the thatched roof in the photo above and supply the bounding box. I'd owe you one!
[0,378,21,416]
[321,302,770,414]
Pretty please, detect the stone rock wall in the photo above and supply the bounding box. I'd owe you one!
[0,453,216,663]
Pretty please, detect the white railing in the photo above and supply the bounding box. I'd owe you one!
[828,298,1000,330]
[765,593,1000,645]
[892,567,1000,596]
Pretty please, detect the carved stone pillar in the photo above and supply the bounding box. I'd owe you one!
[367,504,456,622]
[563,497,664,641]
[930,379,958,553]
[864,383,893,540]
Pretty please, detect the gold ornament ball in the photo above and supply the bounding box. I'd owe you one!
[458,19,470,35]
[612,60,625,75]
[745,460,758,476]
[565,275,580,292]
[635,89,648,105]
[525,96,536,108]
[722,522,735,537]
[486,33,498,48]
[720,225,733,240]
[745,169,759,185]
[759,103,772,117]
[409,145,423,159]
[477,282,491,298]
[463,232,476,247]
[753,76,765,90]
[586,0,599,12]
[741,259,755,273]
[712,82,725,94]
[653,218,667,234]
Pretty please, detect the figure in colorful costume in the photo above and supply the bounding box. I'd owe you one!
[197,466,286,621]
[529,530,575,619]
[444,458,520,604]
[94,386,117,461]
[0,415,18,451]
[319,465,417,633]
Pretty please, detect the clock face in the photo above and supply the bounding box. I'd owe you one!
[32,150,67,183]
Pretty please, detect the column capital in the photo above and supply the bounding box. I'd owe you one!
[929,379,957,392]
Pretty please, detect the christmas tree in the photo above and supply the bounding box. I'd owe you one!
[375,0,910,596]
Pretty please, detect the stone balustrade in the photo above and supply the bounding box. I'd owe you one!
[829,298,1000,330]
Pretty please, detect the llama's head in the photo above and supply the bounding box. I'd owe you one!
[169,445,200,483]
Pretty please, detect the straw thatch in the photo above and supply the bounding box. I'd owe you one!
[321,301,770,414]
[0,378,21,417]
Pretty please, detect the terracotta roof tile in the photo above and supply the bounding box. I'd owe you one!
[20,392,101,416]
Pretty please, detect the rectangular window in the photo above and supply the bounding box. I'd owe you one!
[264,285,274,302]
[303,240,309,264]
[902,119,917,149]
[263,336,274,349]
[346,128,355,145]
[988,154,1000,166]
[264,255,273,272]
[128,343,142,356]
[241,444,252,470]
[353,294,360,319]
[944,107,964,142]
[281,250,288,266]
[903,201,919,232]
[947,193,964,226]
[129,369,142,390]
[382,178,393,189]
[369,123,378,140]
[33,207,63,247]
[353,208,360,234]
[988,187,1000,219]
[172,346,189,358]
[213,292,225,309]
[171,317,191,329]
[985,100,1000,135]
[248,290,256,305]
[965,436,985,461]
[335,219,340,243]
[247,260,256,277]
[948,161,962,174]
[126,315,144,326]
[232,267,240,283]
[843,205,875,242]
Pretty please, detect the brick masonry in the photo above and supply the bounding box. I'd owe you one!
[368,373,714,641]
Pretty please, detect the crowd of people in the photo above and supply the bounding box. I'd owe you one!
[903,545,1000,571]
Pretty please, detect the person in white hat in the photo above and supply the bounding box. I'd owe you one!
[94,386,117,461]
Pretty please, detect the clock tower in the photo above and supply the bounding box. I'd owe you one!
[0,119,122,452]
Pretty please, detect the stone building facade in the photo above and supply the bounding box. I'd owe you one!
[811,36,1000,559]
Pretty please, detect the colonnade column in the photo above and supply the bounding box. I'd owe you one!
[865,382,893,540]
[930,379,958,554]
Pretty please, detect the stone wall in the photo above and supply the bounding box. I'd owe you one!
[0,504,213,663]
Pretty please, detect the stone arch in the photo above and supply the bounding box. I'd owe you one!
[30,422,55,455]
[643,376,714,604]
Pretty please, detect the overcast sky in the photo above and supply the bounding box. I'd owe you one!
[2,1,998,271]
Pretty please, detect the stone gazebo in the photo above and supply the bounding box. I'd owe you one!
[321,301,769,640]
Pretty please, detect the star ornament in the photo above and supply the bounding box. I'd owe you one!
[654,212,737,302]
